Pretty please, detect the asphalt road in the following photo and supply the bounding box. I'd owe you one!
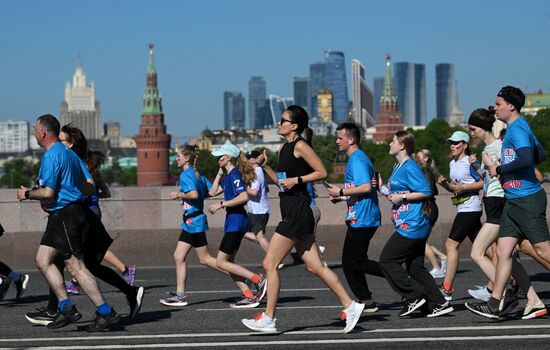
[1,259,549,349]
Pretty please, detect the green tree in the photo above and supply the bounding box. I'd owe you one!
[0,158,40,188]
[526,108,550,173]
[312,135,339,175]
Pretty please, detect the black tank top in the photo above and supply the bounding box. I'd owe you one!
[276,137,313,195]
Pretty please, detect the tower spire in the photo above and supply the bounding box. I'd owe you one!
[382,53,396,102]
[147,43,156,74]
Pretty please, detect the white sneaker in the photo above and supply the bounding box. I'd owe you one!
[430,268,445,279]
[341,301,365,333]
[468,286,491,301]
[242,312,278,333]
[440,259,447,272]
[277,263,285,270]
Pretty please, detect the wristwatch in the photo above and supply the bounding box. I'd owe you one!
[402,194,408,204]
[339,188,344,197]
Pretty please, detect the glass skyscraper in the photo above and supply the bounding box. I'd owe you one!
[351,59,375,128]
[224,91,245,129]
[248,76,266,129]
[324,50,349,122]
[394,62,427,126]
[268,95,293,126]
[293,76,310,112]
[436,63,457,121]
[309,61,325,118]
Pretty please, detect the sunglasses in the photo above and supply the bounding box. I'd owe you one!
[279,118,293,125]
[217,155,226,161]
[449,141,463,146]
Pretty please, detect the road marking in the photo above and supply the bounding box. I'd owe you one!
[7,334,550,349]
[197,305,341,311]
[2,324,550,343]
[186,287,329,294]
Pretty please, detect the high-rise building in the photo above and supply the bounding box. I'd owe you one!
[394,62,427,126]
[324,50,349,122]
[134,44,172,186]
[0,120,29,153]
[248,76,266,129]
[224,92,245,129]
[436,63,458,122]
[317,89,333,123]
[293,76,310,112]
[373,76,385,118]
[60,58,102,139]
[373,54,404,144]
[103,121,121,148]
[351,59,376,128]
[309,61,325,118]
[267,95,293,126]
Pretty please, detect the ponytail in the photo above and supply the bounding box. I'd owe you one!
[237,152,256,186]
[302,126,314,146]
[179,144,201,180]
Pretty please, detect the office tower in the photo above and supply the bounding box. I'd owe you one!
[248,76,266,129]
[448,82,464,126]
[224,91,246,129]
[0,120,29,153]
[104,121,121,148]
[324,50,349,122]
[309,61,325,118]
[134,44,172,186]
[373,76,385,118]
[436,63,458,121]
[351,59,376,128]
[60,57,102,139]
[293,76,310,112]
[394,62,427,126]
[317,89,333,123]
[267,95,292,126]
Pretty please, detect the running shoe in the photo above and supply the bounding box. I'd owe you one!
[426,300,454,318]
[230,296,260,309]
[468,286,491,302]
[318,245,328,267]
[127,286,145,317]
[440,259,447,272]
[500,296,520,315]
[362,300,379,313]
[65,280,81,295]
[341,301,365,333]
[277,263,285,270]
[521,301,548,320]
[254,274,267,302]
[430,268,445,279]
[465,301,499,319]
[0,276,12,301]
[15,274,30,299]
[439,286,453,301]
[86,309,121,332]
[160,294,189,307]
[123,265,137,286]
[399,298,427,317]
[242,312,278,333]
[47,304,83,329]
[25,307,58,326]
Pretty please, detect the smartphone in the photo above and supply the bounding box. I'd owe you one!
[323,180,332,188]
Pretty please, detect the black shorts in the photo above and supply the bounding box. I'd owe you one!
[41,203,89,260]
[483,197,506,225]
[179,229,208,248]
[82,207,113,264]
[276,193,314,241]
[500,189,550,244]
[219,232,245,255]
[448,211,482,243]
[247,213,269,234]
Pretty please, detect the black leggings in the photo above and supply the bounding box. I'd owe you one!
[0,261,13,276]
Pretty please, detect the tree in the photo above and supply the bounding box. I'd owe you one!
[526,108,550,173]
[0,158,40,188]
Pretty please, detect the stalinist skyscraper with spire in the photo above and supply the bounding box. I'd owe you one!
[134,44,171,186]
[60,57,102,139]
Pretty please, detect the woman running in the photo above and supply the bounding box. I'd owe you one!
[378,130,453,318]
[160,144,228,306]
[242,105,364,334]
[208,143,267,309]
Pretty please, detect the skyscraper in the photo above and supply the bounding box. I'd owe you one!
[309,61,325,118]
[248,76,266,129]
[373,76,385,118]
[293,76,310,112]
[224,91,245,129]
[324,50,349,122]
[317,89,333,123]
[436,63,458,121]
[394,62,427,126]
[267,95,293,126]
[134,44,171,186]
[351,59,376,128]
[0,120,29,153]
[60,57,102,139]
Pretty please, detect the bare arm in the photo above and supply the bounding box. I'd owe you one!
[97,180,111,199]
[281,140,327,191]
[208,169,225,197]
[17,186,55,201]
[328,182,371,198]
[171,190,199,200]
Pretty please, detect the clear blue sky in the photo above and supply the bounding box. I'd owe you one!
[1,0,549,143]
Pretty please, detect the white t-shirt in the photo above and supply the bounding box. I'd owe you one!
[247,166,270,214]
[449,156,483,213]
[482,140,505,198]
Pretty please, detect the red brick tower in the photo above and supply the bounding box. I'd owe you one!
[372,54,404,144]
[134,44,171,186]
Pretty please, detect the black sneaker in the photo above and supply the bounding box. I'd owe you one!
[47,304,83,329]
[86,309,121,332]
[426,300,454,318]
[0,276,12,301]
[25,307,58,326]
[465,301,499,319]
[399,298,426,317]
[361,300,379,313]
[127,286,144,318]
[15,274,30,299]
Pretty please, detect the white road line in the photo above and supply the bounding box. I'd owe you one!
[1,324,549,343]
[186,288,329,294]
[8,334,550,349]
[197,305,342,311]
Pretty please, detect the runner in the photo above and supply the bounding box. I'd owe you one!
[0,222,30,300]
[242,105,364,333]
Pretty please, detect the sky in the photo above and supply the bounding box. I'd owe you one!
[1,0,550,144]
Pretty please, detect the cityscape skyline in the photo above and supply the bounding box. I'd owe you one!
[1,0,549,140]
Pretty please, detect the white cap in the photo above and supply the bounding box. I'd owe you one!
[211,142,241,158]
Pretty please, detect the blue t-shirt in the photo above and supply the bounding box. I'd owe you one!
[180,167,210,233]
[221,168,248,233]
[344,149,381,228]
[387,158,432,239]
[37,142,88,212]
[306,182,316,206]
[500,117,542,199]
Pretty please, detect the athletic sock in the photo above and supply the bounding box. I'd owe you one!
[176,291,185,298]
[97,303,112,315]
[8,271,21,282]
[442,282,452,292]
[123,266,129,274]
[487,287,493,293]
[59,299,72,311]
[243,289,254,299]
[250,274,262,284]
